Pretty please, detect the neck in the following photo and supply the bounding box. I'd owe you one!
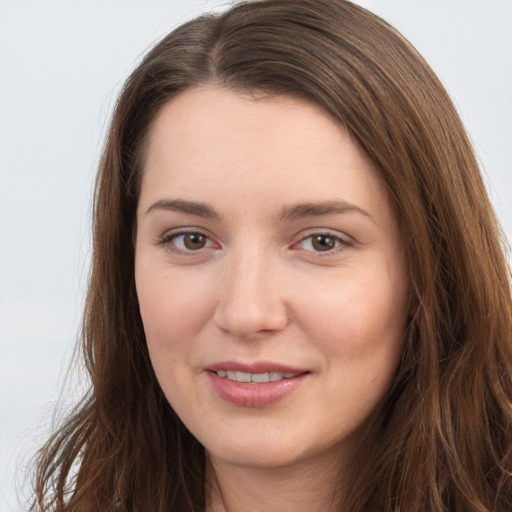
[205,451,350,512]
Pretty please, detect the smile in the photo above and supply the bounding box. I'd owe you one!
[207,363,309,407]
[215,370,301,383]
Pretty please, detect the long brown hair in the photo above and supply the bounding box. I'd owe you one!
[32,1,512,510]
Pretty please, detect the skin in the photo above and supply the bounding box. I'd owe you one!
[135,87,410,511]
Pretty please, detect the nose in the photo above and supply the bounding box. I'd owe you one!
[213,247,289,340]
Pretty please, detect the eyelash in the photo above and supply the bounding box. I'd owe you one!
[294,232,349,254]
[158,230,217,254]
[158,229,350,256]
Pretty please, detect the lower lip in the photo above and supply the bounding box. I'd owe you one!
[207,371,308,408]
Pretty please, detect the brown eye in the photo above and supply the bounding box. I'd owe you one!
[311,235,336,251]
[294,233,345,254]
[183,233,207,250]
[164,232,213,252]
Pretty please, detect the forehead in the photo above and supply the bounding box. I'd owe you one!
[139,86,393,225]
[144,87,351,165]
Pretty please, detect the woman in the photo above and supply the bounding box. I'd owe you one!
[32,0,512,510]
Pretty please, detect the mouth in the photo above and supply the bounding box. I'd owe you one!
[214,370,303,383]
[206,362,309,407]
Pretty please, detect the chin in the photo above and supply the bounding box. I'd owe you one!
[207,444,301,470]
[203,427,348,472]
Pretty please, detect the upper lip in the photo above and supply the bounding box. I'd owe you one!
[206,360,308,374]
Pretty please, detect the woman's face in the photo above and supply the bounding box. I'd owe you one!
[135,87,409,471]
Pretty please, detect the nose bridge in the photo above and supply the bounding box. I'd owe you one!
[214,240,288,338]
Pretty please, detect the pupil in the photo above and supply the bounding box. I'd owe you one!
[184,233,206,250]
[313,235,335,251]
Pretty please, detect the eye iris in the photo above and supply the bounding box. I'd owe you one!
[312,235,335,251]
[184,233,206,250]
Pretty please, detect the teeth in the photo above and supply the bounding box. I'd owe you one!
[236,371,251,383]
[215,370,300,383]
[251,372,270,383]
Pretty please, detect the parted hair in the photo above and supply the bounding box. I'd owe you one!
[32,1,512,510]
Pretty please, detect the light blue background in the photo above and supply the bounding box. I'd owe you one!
[1,1,511,510]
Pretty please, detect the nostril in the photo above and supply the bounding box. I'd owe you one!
[213,298,288,339]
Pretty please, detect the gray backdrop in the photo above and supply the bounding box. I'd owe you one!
[1,1,511,510]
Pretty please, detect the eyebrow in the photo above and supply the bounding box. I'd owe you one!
[144,198,371,222]
[277,200,371,222]
[145,199,219,218]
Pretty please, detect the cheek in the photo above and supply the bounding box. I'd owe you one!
[136,266,215,344]
[297,267,408,363]
[135,269,212,402]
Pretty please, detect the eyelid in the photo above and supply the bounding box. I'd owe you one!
[291,229,352,254]
[156,227,352,256]
[158,228,220,253]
